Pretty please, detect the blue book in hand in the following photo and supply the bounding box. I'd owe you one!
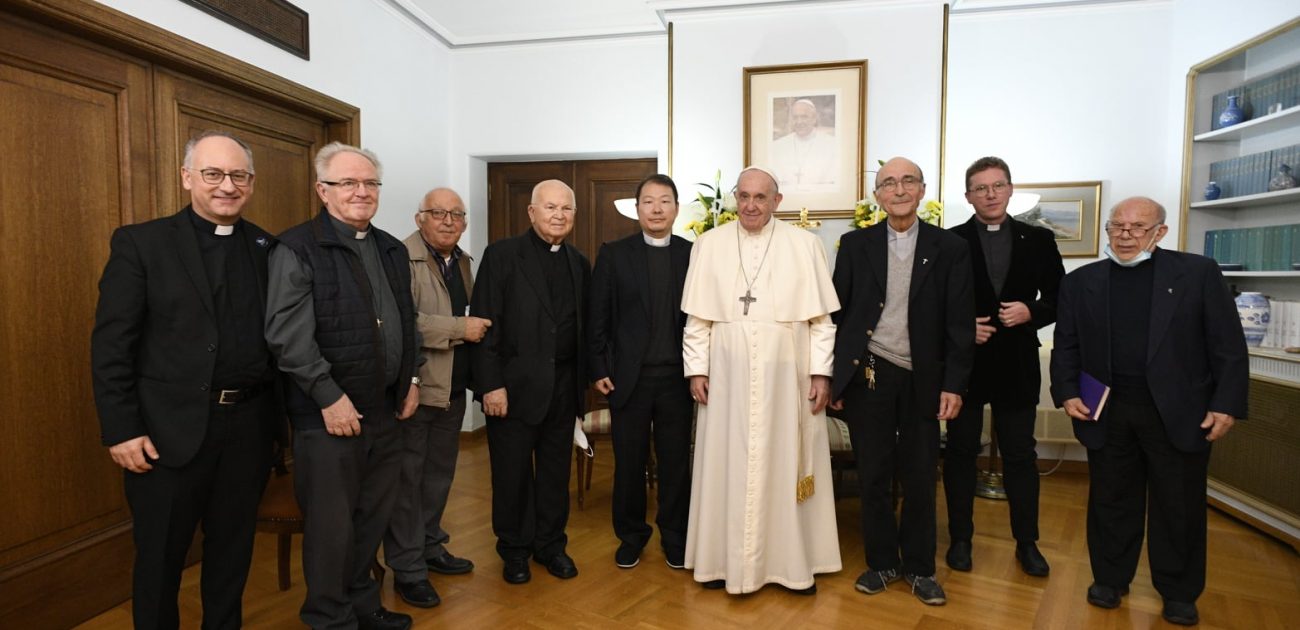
[1078,372,1111,421]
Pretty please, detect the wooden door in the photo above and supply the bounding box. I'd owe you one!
[0,12,154,627]
[0,2,358,627]
[487,158,657,262]
[154,69,328,233]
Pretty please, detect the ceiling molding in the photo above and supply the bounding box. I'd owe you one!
[949,0,1157,15]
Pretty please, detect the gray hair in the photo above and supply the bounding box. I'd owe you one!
[1109,196,1167,224]
[183,130,254,171]
[314,142,383,181]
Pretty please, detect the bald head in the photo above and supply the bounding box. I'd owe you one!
[875,157,923,189]
[416,187,467,256]
[528,179,577,245]
[1106,196,1168,263]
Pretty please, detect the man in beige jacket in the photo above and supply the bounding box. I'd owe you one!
[383,187,491,607]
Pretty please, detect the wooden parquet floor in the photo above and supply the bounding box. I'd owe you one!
[79,434,1300,629]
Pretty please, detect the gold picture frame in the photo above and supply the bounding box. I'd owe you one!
[1010,181,1103,258]
[743,60,867,219]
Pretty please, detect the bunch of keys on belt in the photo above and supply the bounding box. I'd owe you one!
[865,354,877,390]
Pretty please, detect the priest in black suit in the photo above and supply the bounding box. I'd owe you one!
[92,131,279,630]
[1050,196,1247,626]
[943,157,1063,577]
[587,174,693,570]
[829,157,974,607]
[471,179,591,584]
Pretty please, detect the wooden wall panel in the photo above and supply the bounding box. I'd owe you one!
[0,1,360,627]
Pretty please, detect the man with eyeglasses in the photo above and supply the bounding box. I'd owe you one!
[92,130,280,629]
[381,187,490,608]
[267,142,421,630]
[830,156,974,606]
[471,180,590,585]
[1051,197,1247,626]
[943,157,1063,578]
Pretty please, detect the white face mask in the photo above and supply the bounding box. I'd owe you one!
[1104,229,1160,267]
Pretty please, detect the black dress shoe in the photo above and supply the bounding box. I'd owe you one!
[1162,600,1199,626]
[946,540,973,572]
[538,552,578,579]
[427,552,474,575]
[702,579,726,590]
[503,557,531,584]
[1015,543,1050,577]
[615,542,641,569]
[357,607,412,630]
[1086,582,1127,609]
[395,579,440,608]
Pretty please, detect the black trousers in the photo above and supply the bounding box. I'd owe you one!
[609,365,693,556]
[486,365,576,561]
[841,357,939,576]
[942,398,1040,544]
[125,393,275,630]
[294,403,401,630]
[1086,398,1210,603]
[383,395,467,582]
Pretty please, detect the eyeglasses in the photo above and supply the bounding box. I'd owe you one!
[876,176,923,192]
[190,167,254,187]
[321,179,383,192]
[1104,222,1162,237]
[419,208,467,222]
[969,181,1010,196]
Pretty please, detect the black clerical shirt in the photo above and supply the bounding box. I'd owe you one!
[1109,259,1155,405]
[529,229,577,362]
[189,208,270,389]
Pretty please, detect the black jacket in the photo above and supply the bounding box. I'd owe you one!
[91,207,276,466]
[587,233,691,409]
[1050,248,1249,453]
[471,230,591,424]
[831,221,975,419]
[951,216,1063,404]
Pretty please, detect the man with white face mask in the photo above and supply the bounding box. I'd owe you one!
[1050,196,1248,627]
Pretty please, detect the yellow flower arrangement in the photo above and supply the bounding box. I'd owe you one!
[683,170,739,237]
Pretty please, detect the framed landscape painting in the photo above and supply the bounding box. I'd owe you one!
[1011,181,1103,257]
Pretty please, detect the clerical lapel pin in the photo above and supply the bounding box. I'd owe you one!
[922,258,929,265]
[1168,288,1174,293]
[256,236,269,248]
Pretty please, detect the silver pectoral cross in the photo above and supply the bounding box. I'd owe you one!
[739,290,756,316]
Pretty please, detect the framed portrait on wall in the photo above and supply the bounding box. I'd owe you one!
[1010,181,1103,258]
[743,60,867,219]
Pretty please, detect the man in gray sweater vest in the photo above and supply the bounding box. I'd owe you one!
[830,157,974,606]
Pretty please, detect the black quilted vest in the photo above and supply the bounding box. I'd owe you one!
[275,209,416,429]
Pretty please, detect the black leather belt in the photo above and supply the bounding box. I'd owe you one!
[210,382,269,405]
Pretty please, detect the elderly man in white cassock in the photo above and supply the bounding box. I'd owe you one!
[681,166,842,595]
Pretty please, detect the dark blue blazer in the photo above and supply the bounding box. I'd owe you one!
[1050,248,1249,453]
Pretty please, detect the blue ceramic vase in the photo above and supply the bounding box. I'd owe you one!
[1218,95,1245,128]
[1235,291,1269,347]
[1204,181,1222,200]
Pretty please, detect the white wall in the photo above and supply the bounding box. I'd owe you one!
[670,1,947,254]
[94,0,451,238]
[447,35,667,260]
[945,1,1174,274]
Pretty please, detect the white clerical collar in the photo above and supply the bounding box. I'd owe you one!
[982,215,1008,231]
[550,243,560,252]
[643,232,670,247]
[354,229,369,240]
[214,224,235,236]
[888,218,919,240]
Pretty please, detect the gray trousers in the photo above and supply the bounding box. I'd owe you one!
[295,410,401,630]
[383,396,467,582]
